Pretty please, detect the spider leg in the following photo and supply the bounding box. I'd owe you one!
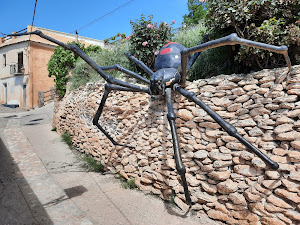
[125,51,154,77]
[7,31,148,92]
[180,33,292,84]
[93,83,149,148]
[101,64,150,84]
[174,84,279,170]
[165,88,192,206]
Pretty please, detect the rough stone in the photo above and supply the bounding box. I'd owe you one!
[233,118,256,127]
[234,165,262,177]
[201,182,217,194]
[211,97,232,107]
[251,157,266,169]
[244,191,262,203]
[174,196,189,211]
[208,170,231,181]
[281,179,299,192]
[262,180,281,189]
[228,193,247,205]
[207,209,232,223]
[260,217,286,225]
[177,109,193,121]
[283,210,300,221]
[274,124,294,134]
[266,195,293,209]
[194,150,208,159]
[291,140,300,150]
[194,191,218,203]
[289,171,300,182]
[265,171,280,180]
[217,180,238,194]
[287,109,300,117]
[209,150,232,161]
[276,131,300,140]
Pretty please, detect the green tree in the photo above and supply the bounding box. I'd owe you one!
[183,0,208,26]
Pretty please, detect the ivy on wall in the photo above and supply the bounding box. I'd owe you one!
[47,42,101,98]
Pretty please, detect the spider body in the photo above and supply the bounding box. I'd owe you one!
[154,42,186,71]
[151,42,191,95]
[9,31,292,207]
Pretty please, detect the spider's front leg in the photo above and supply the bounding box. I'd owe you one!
[174,84,279,170]
[180,33,292,84]
[93,83,149,148]
[165,88,192,206]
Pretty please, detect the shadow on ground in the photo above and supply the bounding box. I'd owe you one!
[0,137,53,225]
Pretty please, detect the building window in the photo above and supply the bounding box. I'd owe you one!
[3,54,6,66]
[18,52,23,72]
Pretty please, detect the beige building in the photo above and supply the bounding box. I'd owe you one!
[0,25,105,108]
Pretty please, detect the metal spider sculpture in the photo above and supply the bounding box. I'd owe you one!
[9,31,291,205]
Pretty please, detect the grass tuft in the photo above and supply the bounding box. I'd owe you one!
[82,154,104,173]
[61,132,73,149]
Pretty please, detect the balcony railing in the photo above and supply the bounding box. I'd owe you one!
[10,63,24,75]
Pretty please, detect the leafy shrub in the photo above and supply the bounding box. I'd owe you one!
[128,14,174,73]
[48,42,102,97]
[48,42,84,97]
[174,22,207,48]
[206,0,300,71]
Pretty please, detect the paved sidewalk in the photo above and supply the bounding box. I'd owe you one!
[0,103,222,225]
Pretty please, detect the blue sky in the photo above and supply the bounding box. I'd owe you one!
[1,0,189,41]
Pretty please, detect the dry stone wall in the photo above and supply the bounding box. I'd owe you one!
[53,65,300,224]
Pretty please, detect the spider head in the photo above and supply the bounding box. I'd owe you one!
[150,68,181,95]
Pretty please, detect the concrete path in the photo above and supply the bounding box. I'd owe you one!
[0,103,222,225]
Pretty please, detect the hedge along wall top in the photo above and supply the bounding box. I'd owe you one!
[53,65,300,224]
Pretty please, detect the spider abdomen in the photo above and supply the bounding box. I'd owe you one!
[154,42,188,72]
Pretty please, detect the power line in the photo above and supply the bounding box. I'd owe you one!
[73,0,135,33]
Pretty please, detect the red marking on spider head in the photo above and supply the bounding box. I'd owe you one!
[160,48,172,55]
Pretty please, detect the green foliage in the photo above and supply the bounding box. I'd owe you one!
[183,0,208,26]
[71,43,130,90]
[82,154,104,173]
[104,33,127,44]
[48,42,102,97]
[206,0,300,71]
[174,22,207,48]
[128,14,174,73]
[61,131,73,148]
[122,178,137,189]
[48,42,85,97]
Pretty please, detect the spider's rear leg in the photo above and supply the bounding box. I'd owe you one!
[101,64,150,84]
[93,83,149,148]
[125,51,154,77]
[165,88,192,206]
